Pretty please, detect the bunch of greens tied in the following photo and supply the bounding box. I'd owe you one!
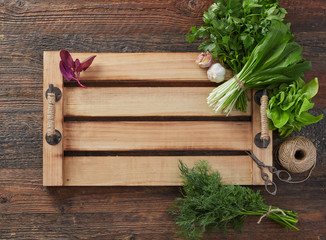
[207,21,312,115]
[170,161,299,240]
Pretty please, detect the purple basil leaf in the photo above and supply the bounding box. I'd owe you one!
[80,55,96,71]
[75,58,81,73]
[75,59,83,73]
[60,50,74,69]
[59,61,75,81]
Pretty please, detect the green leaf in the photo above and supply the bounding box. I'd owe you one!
[228,0,242,16]
[266,15,283,21]
[240,33,255,50]
[296,112,323,125]
[203,9,216,23]
[297,78,305,88]
[280,101,295,111]
[222,35,230,45]
[205,43,217,52]
[211,19,225,30]
[301,77,319,99]
[186,33,196,43]
[279,126,294,138]
[270,107,290,128]
[278,91,285,104]
[246,3,263,9]
[298,98,314,115]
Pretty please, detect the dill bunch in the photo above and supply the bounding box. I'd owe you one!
[170,160,298,240]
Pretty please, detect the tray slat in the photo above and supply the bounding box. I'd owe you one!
[64,87,251,117]
[63,156,253,186]
[69,52,232,82]
[64,121,252,151]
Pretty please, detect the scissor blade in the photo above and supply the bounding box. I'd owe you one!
[245,151,264,166]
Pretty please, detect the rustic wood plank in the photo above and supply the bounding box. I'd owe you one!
[64,87,251,117]
[280,0,326,33]
[0,111,43,169]
[1,168,326,214]
[64,52,231,82]
[0,168,325,239]
[64,121,252,151]
[0,1,214,35]
[0,212,325,240]
[0,166,326,239]
[43,52,64,186]
[63,156,253,186]
[1,0,324,35]
[251,91,273,185]
[1,0,326,239]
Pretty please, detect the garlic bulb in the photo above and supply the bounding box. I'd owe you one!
[207,63,226,83]
[195,52,213,68]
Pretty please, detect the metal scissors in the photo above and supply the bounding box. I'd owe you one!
[245,151,292,195]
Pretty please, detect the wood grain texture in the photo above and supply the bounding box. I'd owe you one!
[1,0,324,35]
[43,52,64,186]
[67,52,232,81]
[64,87,251,117]
[0,0,215,35]
[0,168,325,239]
[1,0,326,239]
[51,51,248,186]
[63,156,253,186]
[64,121,252,151]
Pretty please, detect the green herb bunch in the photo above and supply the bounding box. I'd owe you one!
[186,0,287,73]
[267,78,323,137]
[207,21,312,115]
[170,160,299,240]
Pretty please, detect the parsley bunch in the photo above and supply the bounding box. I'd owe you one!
[186,0,287,74]
[171,160,299,240]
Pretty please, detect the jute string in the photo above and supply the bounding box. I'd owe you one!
[257,206,286,224]
[234,75,245,91]
[276,136,316,183]
[46,92,56,136]
[260,94,269,141]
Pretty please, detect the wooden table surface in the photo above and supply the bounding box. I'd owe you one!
[0,0,325,239]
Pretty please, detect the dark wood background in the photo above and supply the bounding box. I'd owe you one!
[0,0,325,239]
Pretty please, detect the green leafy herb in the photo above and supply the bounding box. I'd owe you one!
[170,160,299,240]
[207,21,311,115]
[267,78,323,137]
[186,0,287,73]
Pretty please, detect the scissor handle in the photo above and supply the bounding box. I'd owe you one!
[275,170,292,182]
[267,166,292,182]
[264,179,277,195]
[261,170,270,181]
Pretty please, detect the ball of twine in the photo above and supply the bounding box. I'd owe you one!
[278,137,316,183]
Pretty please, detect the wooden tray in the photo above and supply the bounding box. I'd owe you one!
[43,52,272,186]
